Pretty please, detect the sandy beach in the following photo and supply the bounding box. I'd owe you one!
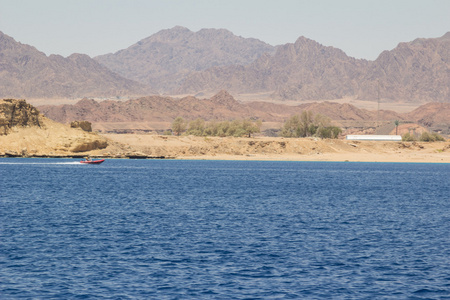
[1,115,448,163]
[102,134,450,163]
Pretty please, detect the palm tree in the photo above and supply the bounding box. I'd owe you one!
[394,120,399,135]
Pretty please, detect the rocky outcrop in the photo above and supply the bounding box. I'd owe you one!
[70,120,92,132]
[70,138,107,152]
[0,99,41,135]
[0,99,109,154]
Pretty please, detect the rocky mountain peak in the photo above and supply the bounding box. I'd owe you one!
[210,90,238,105]
[0,31,40,54]
[94,27,276,92]
[197,28,235,40]
[208,90,243,111]
[0,34,149,98]
[0,31,14,48]
[293,36,314,46]
[359,32,450,102]
[76,98,100,108]
[68,53,93,61]
[440,32,450,40]
[179,32,449,103]
[145,26,192,43]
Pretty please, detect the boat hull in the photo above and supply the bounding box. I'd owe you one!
[80,159,105,164]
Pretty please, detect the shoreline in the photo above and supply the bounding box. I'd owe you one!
[1,126,449,163]
[0,156,448,164]
[1,151,448,163]
[100,135,450,164]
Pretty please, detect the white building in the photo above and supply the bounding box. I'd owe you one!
[346,135,402,141]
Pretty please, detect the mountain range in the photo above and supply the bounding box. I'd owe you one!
[39,91,450,132]
[178,32,450,103]
[94,26,276,93]
[0,31,150,98]
[1,27,449,103]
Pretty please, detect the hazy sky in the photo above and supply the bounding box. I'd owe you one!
[1,0,449,60]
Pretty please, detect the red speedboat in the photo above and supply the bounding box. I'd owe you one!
[80,159,105,164]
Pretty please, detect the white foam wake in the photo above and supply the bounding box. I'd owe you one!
[0,161,82,165]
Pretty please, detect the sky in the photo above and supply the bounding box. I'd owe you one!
[0,0,449,60]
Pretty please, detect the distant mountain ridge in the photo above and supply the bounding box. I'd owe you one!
[2,28,450,103]
[38,91,403,125]
[178,32,450,103]
[39,92,449,135]
[94,26,276,92]
[0,31,150,98]
[178,36,368,99]
[357,33,450,102]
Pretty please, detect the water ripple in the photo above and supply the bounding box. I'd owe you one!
[1,159,449,298]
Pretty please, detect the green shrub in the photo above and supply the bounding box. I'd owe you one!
[419,132,445,142]
[172,117,261,137]
[431,133,446,141]
[171,117,186,136]
[281,111,341,139]
[402,133,416,141]
[186,118,205,136]
[316,126,342,139]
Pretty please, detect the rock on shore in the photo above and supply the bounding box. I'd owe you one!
[0,99,41,135]
[0,99,109,156]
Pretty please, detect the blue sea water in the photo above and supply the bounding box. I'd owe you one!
[0,158,449,299]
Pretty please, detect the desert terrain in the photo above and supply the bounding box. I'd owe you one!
[1,124,449,163]
[102,134,450,163]
[1,98,448,163]
[1,28,449,163]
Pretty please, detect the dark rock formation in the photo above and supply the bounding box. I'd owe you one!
[0,99,41,135]
[70,120,92,132]
[70,139,108,152]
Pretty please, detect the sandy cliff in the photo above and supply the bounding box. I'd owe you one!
[0,99,109,156]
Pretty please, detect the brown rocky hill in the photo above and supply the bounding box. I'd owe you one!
[0,99,108,156]
[358,32,450,102]
[39,91,274,123]
[0,31,149,99]
[38,91,403,125]
[404,102,450,128]
[94,26,275,92]
[178,36,368,99]
[178,32,450,103]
